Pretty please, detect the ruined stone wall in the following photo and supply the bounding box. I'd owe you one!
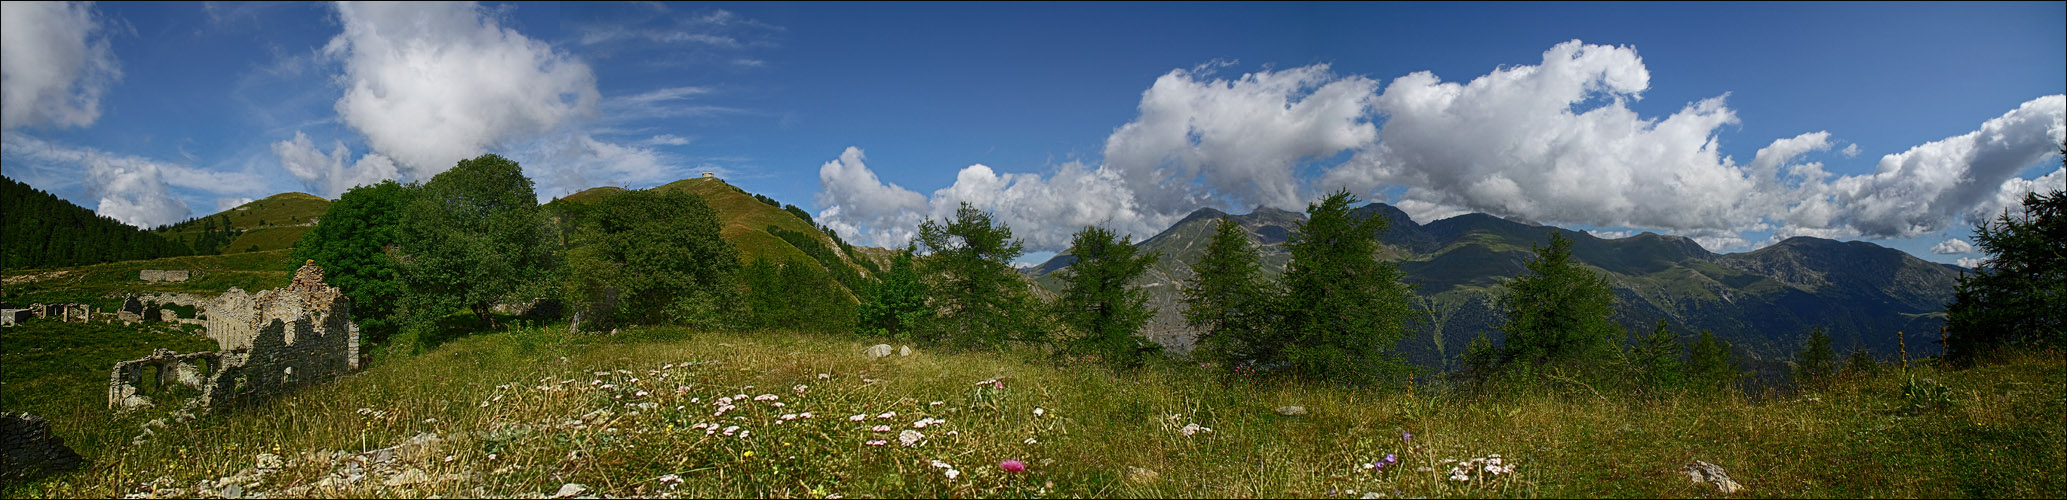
[107,349,221,411]
[0,412,84,487]
[110,261,359,412]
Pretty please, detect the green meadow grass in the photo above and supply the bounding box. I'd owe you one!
[4,322,2060,498]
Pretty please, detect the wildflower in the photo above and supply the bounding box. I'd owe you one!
[630,377,639,383]
[993,381,1005,389]
[899,429,924,447]
[932,459,952,469]
[794,385,809,394]
[944,468,960,480]
[443,455,455,463]
[1403,431,1413,444]
[878,411,897,419]
[754,394,779,402]
[723,425,740,436]
[1385,453,1397,464]
[1033,407,1045,417]
[601,384,618,391]
[1024,437,1038,445]
[800,412,814,418]
[1180,423,1212,436]
[740,430,751,438]
[781,413,799,421]
[658,473,682,485]
[634,390,649,398]
[850,414,867,422]
[930,401,945,406]
[865,439,887,446]
[818,373,831,379]
[743,451,755,458]
[590,380,601,386]
[872,425,892,433]
[771,402,786,408]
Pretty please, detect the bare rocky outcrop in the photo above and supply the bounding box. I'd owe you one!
[109,261,359,412]
[0,412,85,487]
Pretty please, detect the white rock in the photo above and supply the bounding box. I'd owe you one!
[552,483,590,498]
[865,344,893,359]
[1684,460,1745,494]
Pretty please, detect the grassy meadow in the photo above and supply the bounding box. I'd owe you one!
[3,322,2059,498]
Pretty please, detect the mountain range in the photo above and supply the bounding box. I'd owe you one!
[1027,204,1967,376]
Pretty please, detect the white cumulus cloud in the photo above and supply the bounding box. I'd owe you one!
[1326,40,1762,236]
[1105,64,1379,215]
[271,131,400,198]
[1824,94,2065,238]
[325,1,600,179]
[3,134,270,227]
[1955,257,1988,269]
[815,147,930,248]
[1,1,122,130]
[1930,238,1974,255]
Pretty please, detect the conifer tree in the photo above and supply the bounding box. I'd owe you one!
[1274,189,1413,384]
[1794,326,1838,386]
[1630,319,1685,392]
[1182,216,1277,367]
[1494,232,1622,378]
[1945,142,2065,363]
[1054,225,1161,370]
[916,202,1039,349]
[855,246,930,341]
[1686,329,1739,391]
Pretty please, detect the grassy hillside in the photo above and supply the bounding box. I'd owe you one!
[1,250,296,309]
[4,324,2058,498]
[651,178,830,267]
[155,193,331,254]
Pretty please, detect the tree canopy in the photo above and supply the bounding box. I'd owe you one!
[1944,158,2065,362]
[395,154,559,328]
[1183,216,1278,368]
[916,202,1040,350]
[1273,190,1414,384]
[1053,225,1161,370]
[563,188,739,331]
[1493,232,1622,377]
[292,180,413,344]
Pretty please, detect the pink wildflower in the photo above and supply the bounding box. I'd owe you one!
[1000,460,1027,473]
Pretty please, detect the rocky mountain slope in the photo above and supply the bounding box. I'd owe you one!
[1028,204,1967,371]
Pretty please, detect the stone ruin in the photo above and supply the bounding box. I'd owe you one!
[0,303,92,327]
[139,269,191,282]
[108,261,359,412]
[0,412,85,487]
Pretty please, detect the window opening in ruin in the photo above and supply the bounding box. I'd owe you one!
[138,365,162,396]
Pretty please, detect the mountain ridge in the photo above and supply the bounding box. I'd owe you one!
[1028,203,1965,373]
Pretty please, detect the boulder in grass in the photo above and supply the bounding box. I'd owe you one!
[865,344,894,359]
[1684,460,1745,494]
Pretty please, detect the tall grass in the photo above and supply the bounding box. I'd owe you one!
[5,324,2061,498]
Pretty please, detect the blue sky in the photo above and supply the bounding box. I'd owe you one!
[2,2,2061,267]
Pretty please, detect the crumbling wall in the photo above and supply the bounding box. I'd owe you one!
[109,261,359,412]
[107,349,220,411]
[0,412,85,487]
